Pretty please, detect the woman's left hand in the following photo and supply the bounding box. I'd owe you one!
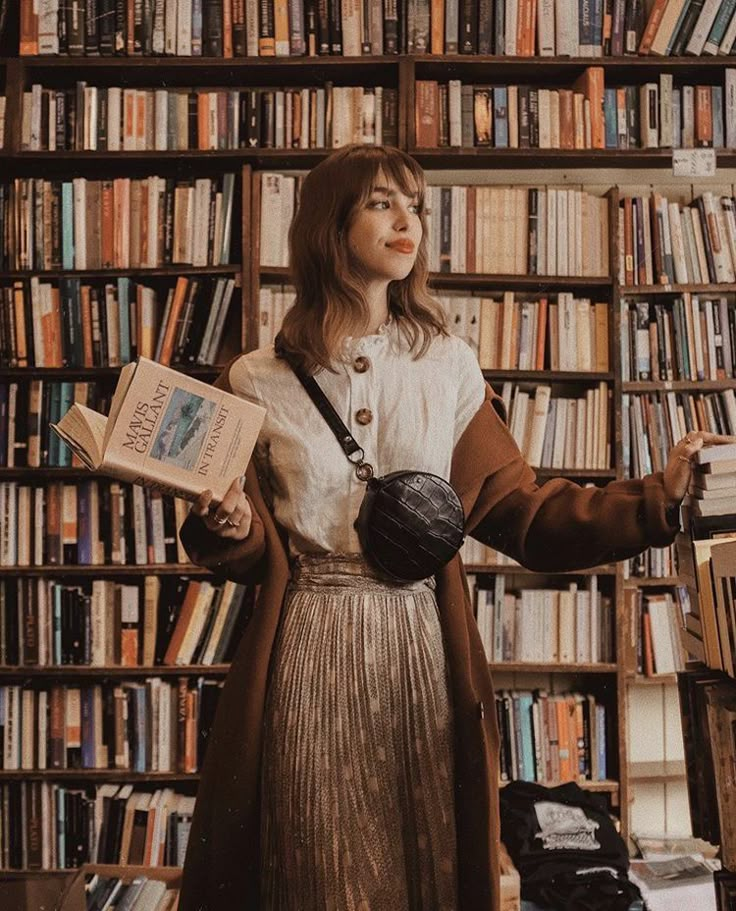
[663,430,736,504]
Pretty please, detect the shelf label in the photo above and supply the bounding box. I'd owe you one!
[672,148,716,178]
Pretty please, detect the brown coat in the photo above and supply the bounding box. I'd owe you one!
[178,378,679,911]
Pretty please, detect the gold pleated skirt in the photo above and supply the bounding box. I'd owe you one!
[260,553,459,911]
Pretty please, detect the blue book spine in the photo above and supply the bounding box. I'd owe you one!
[58,382,75,467]
[493,87,509,148]
[57,784,66,867]
[712,86,724,148]
[191,0,203,55]
[61,183,74,270]
[596,704,607,780]
[47,383,62,466]
[77,482,91,565]
[518,692,536,781]
[117,278,132,363]
[81,687,94,767]
[604,89,618,148]
[135,687,146,773]
[53,586,62,665]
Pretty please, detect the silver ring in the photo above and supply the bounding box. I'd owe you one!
[213,514,228,525]
[226,517,240,527]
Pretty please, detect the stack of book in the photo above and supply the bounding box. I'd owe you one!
[675,442,736,673]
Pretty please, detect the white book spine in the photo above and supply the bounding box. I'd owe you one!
[686,0,723,55]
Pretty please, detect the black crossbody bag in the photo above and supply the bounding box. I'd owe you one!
[277,341,466,581]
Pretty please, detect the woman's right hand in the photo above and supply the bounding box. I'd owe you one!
[191,474,252,541]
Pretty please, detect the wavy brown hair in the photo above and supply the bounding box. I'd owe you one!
[275,144,449,374]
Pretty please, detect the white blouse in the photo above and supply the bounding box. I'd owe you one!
[228,319,487,558]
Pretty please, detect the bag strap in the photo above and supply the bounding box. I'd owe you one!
[277,339,375,481]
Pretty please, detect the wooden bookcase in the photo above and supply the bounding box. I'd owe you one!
[0,28,735,884]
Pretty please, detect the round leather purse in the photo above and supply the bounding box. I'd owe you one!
[354,470,465,580]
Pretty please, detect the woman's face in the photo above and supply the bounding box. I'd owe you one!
[344,170,423,283]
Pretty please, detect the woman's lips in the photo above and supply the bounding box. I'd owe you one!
[385,241,415,253]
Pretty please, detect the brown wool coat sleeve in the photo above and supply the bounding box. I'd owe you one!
[178,358,269,584]
[456,384,680,572]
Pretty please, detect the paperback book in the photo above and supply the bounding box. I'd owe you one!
[50,358,265,503]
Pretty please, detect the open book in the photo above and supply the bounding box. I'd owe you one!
[50,357,266,503]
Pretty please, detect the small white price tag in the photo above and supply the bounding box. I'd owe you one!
[672,148,717,177]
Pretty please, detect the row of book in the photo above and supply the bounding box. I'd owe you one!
[501,380,612,470]
[622,295,736,383]
[496,689,610,785]
[0,577,251,669]
[618,191,736,287]
[0,676,223,772]
[83,872,178,911]
[622,388,736,477]
[475,575,614,664]
[0,382,113,469]
[258,285,611,372]
[0,175,236,272]
[0,481,192,567]
[22,83,400,152]
[260,173,611,277]
[0,781,193,871]
[416,71,736,150]
[0,276,236,369]
[625,542,677,579]
[17,0,736,58]
[628,588,688,676]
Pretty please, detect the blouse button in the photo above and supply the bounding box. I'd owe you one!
[356,408,373,426]
[353,355,371,373]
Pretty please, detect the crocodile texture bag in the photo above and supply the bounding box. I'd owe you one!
[354,470,465,580]
[277,339,465,581]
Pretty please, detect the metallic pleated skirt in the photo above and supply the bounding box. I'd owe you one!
[260,553,459,911]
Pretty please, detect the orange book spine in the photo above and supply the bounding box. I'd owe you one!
[157,276,190,366]
[638,0,670,54]
[223,0,234,57]
[535,297,548,370]
[642,608,655,676]
[431,0,445,53]
[162,582,201,666]
[466,187,476,275]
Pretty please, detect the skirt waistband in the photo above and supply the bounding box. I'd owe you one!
[289,553,437,594]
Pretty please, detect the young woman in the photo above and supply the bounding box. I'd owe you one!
[178,144,735,911]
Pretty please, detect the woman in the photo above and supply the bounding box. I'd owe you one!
[178,143,734,911]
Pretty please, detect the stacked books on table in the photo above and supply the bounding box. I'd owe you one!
[675,442,736,675]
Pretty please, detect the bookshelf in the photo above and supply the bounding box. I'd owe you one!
[2,1,736,893]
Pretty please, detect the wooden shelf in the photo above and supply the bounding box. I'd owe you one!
[466,563,616,576]
[623,379,736,392]
[629,674,679,685]
[621,283,736,295]
[0,770,200,781]
[628,760,686,782]
[0,266,240,279]
[499,778,619,792]
[484,370,614,382]
[0,366,220,379]
[0,564,210,577]
[489,662,617,673]
[623,577,681,588]
[412,148,736,170]
[259,264,613,290]
[0,665,230,678]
